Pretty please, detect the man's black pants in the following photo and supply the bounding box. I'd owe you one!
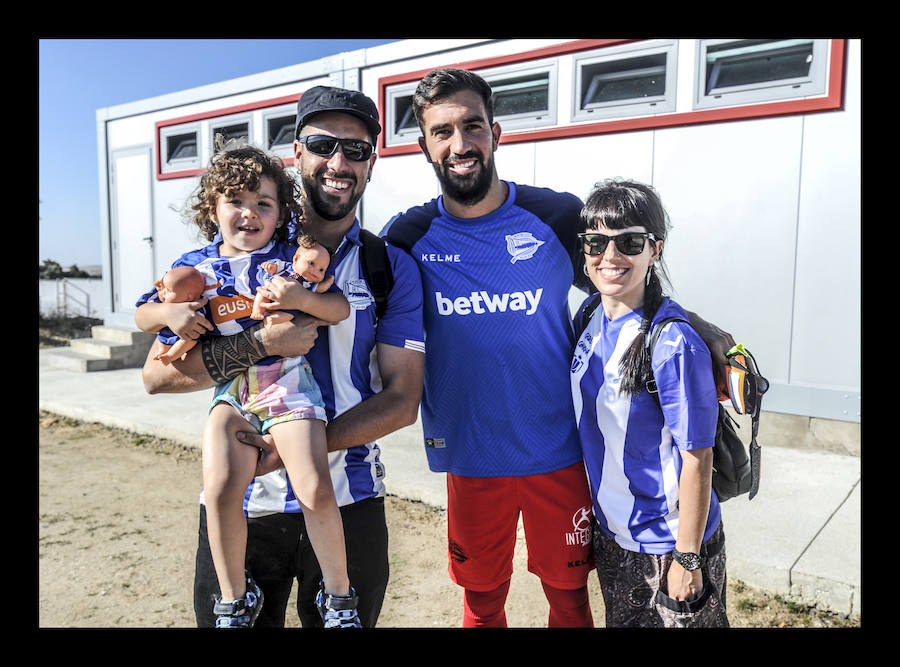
[193,496,389,628]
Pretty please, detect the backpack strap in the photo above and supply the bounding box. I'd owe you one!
[646,316,690,398]
[574,292,603,339]
[647,315,762,501]
[358,229,394,321]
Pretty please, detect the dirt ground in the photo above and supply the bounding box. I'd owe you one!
[37,411,859,629]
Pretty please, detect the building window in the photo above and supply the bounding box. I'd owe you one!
[694,39,829,110]
[572,40,677,122]
[167,133,197,160]
[211,116,251,151]
[480,61,557,131]
[383,60,557,146]
[160,125,201,173]
[385,82,420,147]
[264,111,297,157]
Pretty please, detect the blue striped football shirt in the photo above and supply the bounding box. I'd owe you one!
[136,239,306,366]
[571,296,721,553]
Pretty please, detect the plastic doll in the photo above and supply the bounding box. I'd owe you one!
[152,266,217,365]
[251,234,334,327]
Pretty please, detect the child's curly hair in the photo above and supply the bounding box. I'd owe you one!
[189,136,303,243]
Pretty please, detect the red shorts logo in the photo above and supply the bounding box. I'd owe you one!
[565,506,592,546]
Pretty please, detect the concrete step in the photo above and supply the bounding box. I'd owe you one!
[45,348,120,372]
[70,337,134,360]
[91,325,156,346]
[46,326,156,372]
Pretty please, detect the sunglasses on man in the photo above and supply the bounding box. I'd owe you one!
[298,134,374,162]
[578,232,658,256]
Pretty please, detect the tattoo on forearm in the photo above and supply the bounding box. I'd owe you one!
[201,325,268,383]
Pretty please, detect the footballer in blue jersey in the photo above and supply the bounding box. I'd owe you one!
[382,68,595,628]
[384,181,590,478]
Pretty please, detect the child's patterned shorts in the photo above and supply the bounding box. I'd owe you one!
[210,355,327,433]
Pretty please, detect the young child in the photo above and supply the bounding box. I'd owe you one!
[134,141,361,628]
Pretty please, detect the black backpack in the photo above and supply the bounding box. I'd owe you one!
[358,229,394,320]
[574,293,758,503]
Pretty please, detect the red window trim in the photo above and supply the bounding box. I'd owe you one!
[376,38,847,157]
[155,93,301,180]
[153,39,847,178]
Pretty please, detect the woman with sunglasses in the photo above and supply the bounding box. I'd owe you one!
[570,178,728,628]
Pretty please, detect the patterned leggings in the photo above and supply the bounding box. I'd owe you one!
[592,521,729,628]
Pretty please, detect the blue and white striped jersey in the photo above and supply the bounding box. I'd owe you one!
[571,296,721,554]
[136,239,302,366]
[383,181,591,478]
[139,224,425,516]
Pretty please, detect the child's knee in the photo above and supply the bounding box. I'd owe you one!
[201,407,257,504]
[202,463,252,507]
[290,473,335,512]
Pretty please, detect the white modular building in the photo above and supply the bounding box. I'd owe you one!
[95,38,860,426]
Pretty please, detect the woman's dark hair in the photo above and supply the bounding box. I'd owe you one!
[188,136,303,244]
[580,178,672,396]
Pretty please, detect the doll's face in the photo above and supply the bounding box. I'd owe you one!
[159,267,206,302]
[292,244,330,283]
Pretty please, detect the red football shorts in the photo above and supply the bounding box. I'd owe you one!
[446,461,594,592]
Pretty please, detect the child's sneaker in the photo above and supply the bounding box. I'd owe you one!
[315,582,362,628]
[213,572,264,628]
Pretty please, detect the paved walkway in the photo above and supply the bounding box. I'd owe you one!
[38,348,861,617]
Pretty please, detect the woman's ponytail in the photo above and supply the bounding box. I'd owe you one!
[617,266,664,396]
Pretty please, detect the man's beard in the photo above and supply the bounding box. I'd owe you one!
[301,168,363,222]
[433,150,495,207]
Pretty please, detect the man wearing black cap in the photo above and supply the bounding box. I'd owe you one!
[290,86,383,240]
[141,86,425,628]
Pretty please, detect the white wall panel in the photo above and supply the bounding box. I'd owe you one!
[534,131,655,205]
[151,177,208,281]
[107,116,156,151]
[790,41,861,391]
[653,116,804,388]
[362,152,441,233]
[493,141,536,187]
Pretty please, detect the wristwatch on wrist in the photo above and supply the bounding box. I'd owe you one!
[672,549,703,571]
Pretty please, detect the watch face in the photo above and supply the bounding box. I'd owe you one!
[674,550,702,570]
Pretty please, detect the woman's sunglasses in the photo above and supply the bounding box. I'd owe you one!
[578,232,657,256]
[297,135,374,162]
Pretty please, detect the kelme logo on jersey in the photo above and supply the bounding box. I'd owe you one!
[210,295,255,325]
[435,289,543,316]
[506,232,545,263]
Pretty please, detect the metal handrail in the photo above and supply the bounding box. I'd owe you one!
[56,279,93,318]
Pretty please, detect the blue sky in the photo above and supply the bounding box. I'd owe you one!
[38,38,398,268]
